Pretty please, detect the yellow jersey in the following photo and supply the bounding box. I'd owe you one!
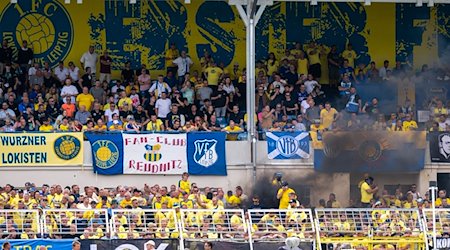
[178,180,191,194]
[297,58,308,75]
[342,49,357,68]
[266,60,279,76]
[277,188,295,209]
[320,108,337,129]
[76,93,95,110]
[205,67,223,86]
[360,182,373,203]
[403,120,418,131]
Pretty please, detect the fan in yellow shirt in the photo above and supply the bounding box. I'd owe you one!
[204,62,223,86]
[277,182,296,209]
[402,114,418,131]
[178,172,191,194]
[320,102,338,129]
[342,44,358,68]
[76,88,95,111]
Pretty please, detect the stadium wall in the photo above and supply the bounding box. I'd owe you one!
[0,0,448,80]
[0,141,448,207]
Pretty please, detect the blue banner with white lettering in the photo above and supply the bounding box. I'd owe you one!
[266,132,310,160]
[187,132,227,175]
[85,132,124,175]
[0,239,73,250]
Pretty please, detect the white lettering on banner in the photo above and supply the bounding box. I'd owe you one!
[122,134,187,175]
[437,238,450,249]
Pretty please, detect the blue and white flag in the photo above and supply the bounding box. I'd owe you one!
[187,132,227,175]
[266,132,310,160]
[85,132,124,175]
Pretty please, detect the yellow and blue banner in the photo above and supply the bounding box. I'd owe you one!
[266,132,310,160]
[0,132,83,166]
[313,131,426,172]
[187,132,227,175]
[0,0,448,75]
[86,132,124,175]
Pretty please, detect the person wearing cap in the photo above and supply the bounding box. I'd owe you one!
[125,115,141,132]
[145,239,156,250]
[277,181,296,209]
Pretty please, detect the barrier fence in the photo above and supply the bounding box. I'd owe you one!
[1,208,448,249]
[315,208,427,250]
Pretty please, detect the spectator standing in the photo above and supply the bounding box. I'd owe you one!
[320,102,338,130]
[61,79,79,104]
[99,50,112,84]
[327,45,341,86]
[378,60,390,80]
[211,84,228,118]
[205,62,223,89]
[17,40,34,73]
[149,75,171,98]
[277,181,296,209]
[360,176,378,208]
[28,63,44,86]
[172,50,193,84]
[155,92,171,122]
[90,80,106,105]
[68,61,80,83]
[341,43,357,68]
[165,43,179,75]
[0,40,13,73]
[121,61,135,84]
[54,61,69,84]
[80,46,98,78]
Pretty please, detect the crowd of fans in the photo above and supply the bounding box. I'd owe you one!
[0,40,449,137]
[0,173,449,241]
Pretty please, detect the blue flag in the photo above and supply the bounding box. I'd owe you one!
[85,132,124,175]
[187,132,227,175]
[0,239,73,250]
[266,132,310,160]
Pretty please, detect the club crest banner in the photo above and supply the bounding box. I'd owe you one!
[187,132,227,175]
[312,131,426,172]
[86,132,187,175]
[266,132,310,160]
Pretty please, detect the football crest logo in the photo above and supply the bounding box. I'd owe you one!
[144,144,162,162]
[193,139,218,167]
[0,0,74,68]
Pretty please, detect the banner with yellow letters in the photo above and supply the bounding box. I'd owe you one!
[0,132,84,166]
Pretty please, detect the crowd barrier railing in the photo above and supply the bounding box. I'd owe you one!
[110,209,178,240]
[0,209,41,239]
[42,209,109,239]
[2,208,440,249]
[315,208,427,250]
[422,208,450,249]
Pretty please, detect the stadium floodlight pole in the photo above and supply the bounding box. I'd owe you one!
[429,181,438,250]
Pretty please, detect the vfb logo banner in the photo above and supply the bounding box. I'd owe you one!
[267,132,310,160]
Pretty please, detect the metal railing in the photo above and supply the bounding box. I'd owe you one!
[110,209,178,239]
[315,208,427,250]
[248,209,315,242]
[0,209,41,239]
[0,208,438,250]
[42,209,109,239]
